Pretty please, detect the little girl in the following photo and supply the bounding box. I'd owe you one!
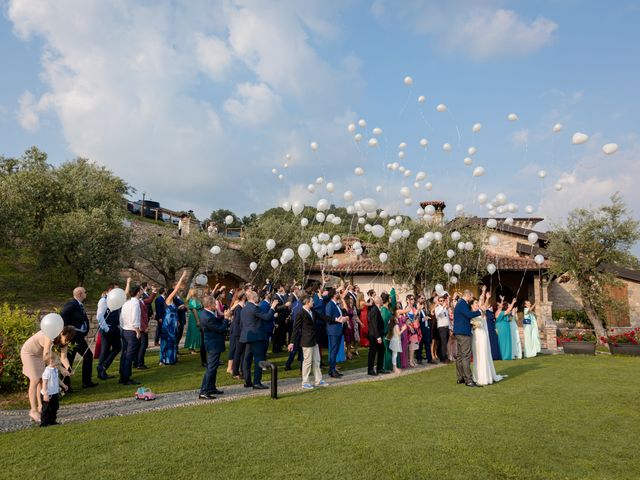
[41,351,67,427]
[387,314,407,374]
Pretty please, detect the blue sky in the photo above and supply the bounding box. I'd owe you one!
[1,0,639,242]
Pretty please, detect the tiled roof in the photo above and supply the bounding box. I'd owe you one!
[485,253,548,270]
[454,217,548,243]
[309,259,384,274]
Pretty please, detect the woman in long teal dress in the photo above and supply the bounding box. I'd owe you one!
[184,289,203,353]
[496,297,516,361]
[523,301,541,358]
[160,272,188,365]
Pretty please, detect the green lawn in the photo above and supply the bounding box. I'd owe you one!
[1,346,369,409]
[2,355,639,479]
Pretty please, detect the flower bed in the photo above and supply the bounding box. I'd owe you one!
[603,328,640,356]
[557,330,596,355]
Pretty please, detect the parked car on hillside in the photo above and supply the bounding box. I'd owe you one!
[127,199,162,220]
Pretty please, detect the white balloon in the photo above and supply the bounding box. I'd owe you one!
[403,76,413,86]
[301,218,309,227]
[106,288,126,311]
[418,95,426,103]
[451,231,461,241]
[354,167,365,176]
[282,248,295,262]
[467,146,477,156]
[398,151,405,159]
[487,263,497,275]
[281,202,291,212]
[375,185,383,193]
[400,186,411,198]
[358,118,367,128]
[495,193,507,205]
[472,166,485,177]
[443,143,452,152]
[364,223,371,231]
[434,232,442,242]
[415,171,427,181]
[371,224,385,238]
[292,200,304,216]
[310,141,318,151]
[271,259,280,269]
[326,182,335,193]
[379,209,388,218]
[283,163,288,169]
[450,276,458,285]
[316,177,324,185]
[477,193,487,204]
[271,168,277,174]
[372,127,383,136]
[453,264,462,275]
[195,274,208,286]
[436,103,447,112]
[488,234,499,247]
[399,166,406,173]
[399,142,407,149]
[554,183,563,191]
[347,123,356,133]
[528,232,539,244]
[249,261,258,272]
[447,249,455,259]
[472,123,482,133]
[435,284,445,296]
[553,123,563,133]
[379,252,388,263]
[419,138,429,148]
[40,313,64,340]
[465,241,474,251]
[424,232,435,241]
[391,162,400,171]
[316,198,330,211]
[534,254,545,265]
[444,263,453,273]
[538,170,547,179]
[388,219,396,227]
[507,203,518,213]
[424,205,435,215]
[341,191,353,202]
[359,198,377,213]
[316,212,326,223]
[307,184,316,193]
[326,213,335,223]
[210,245,221,255]
[486,218,498,229]
[525,205,535,214]
[507,113,519,121]
[368,138,378,148]
[416,238,427,250]
[572,132,589,145]
[455,204,464,214]
[331,258,340,268]
[277,174,284,180]
[266,239,276,251]
[602,143,619,155]
[354,133,363,142]
[391,228,402,241]
[464,157,473,166]
[504,217,514,225]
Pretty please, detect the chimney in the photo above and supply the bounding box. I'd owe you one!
[420,201,446,226]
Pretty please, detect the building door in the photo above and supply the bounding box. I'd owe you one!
[605,284,630,327]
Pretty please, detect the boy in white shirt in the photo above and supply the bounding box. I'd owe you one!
[41,351,67,426]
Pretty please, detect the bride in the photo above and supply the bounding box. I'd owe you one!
[471,287,504,386]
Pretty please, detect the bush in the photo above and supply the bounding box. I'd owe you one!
[0,304,39,390]
[552,309,592,327]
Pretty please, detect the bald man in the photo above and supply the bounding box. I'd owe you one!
[61,287,98,390]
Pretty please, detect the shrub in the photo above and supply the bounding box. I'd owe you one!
[0,304,39,390]
[605,327,640,345]
[557,329,597,343]
[552,309,592,327]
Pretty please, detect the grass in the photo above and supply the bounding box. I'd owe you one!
[1,355,639,479]
[0,345,369,409]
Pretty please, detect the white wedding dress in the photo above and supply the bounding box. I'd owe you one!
[472,314,504,386]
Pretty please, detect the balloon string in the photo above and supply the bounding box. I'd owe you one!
[417,106,435,133]
[398,89,412,119]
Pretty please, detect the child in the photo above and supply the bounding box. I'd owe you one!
[387,314,407,374]
[41,351,67,427]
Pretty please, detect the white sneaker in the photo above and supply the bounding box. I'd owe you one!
[302,383,314,390]
[315,380,329,387]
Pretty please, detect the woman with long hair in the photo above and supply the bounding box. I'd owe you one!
[159,271,188,365]
[184,287,203,354]
[227,289,246,375]
[496,296,516,361]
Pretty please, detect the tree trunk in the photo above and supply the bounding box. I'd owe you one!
[580,290,609,349]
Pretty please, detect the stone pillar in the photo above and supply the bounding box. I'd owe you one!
[182,218,198,237]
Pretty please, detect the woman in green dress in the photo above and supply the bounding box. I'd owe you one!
[380,291,393,372]
[496,296,516,361]
[184,288,203,353]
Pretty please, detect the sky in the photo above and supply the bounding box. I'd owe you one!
[1,0,639,247]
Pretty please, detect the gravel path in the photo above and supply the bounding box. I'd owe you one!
[0,362,445,433]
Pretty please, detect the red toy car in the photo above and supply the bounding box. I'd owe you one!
[135,387,157,401]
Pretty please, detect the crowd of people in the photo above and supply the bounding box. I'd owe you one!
[20,274,542,425]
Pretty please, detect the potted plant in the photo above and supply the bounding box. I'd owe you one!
[603,328,640,356]
[557,330,597,355]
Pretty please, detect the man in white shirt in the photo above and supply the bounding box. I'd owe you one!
[119,286,142,385]
[435,294,451,363]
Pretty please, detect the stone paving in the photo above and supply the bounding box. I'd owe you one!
[0,362,445,433]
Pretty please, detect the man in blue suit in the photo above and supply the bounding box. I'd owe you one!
[453,290,482,387]
[325,289,347,378]
[198,296,230,400]
[240,290,278,389]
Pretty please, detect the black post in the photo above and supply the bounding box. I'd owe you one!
[259,361,278,399]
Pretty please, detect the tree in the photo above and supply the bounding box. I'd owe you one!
[209,208,242,228]
[547,194,640,344]
[129,230,228,287]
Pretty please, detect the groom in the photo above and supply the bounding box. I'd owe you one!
[453,290,482,387]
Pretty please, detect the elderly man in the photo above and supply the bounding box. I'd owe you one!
[239,290,278,389]
[453,289,482,387]
[61,287,97,391]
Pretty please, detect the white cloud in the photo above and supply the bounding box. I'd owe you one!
[224,82,282,126]
[373,1,557,61]
[195,33,234,81]
[511,128,529,147]
[17,91,40,131]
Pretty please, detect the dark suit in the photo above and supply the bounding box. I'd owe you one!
[367,305,385,373]
[60,299,93,387]
[154,295,167,345]
[272,292,289,353]
[416,309,433,363]
[174,296,186,348]
[199,309,229,395]
[291,307,319,348]
[453,299,481,383]
[325,300,344,375]
[240,302,274,385]
[97,308,121,376]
